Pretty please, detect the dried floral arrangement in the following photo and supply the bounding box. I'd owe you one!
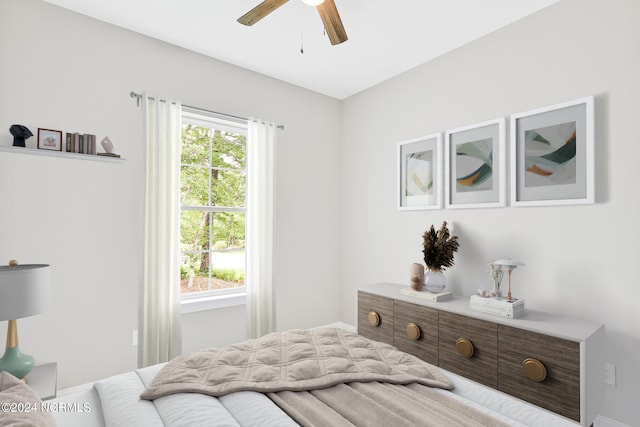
[489,263,505,285]
[422,221,460,271]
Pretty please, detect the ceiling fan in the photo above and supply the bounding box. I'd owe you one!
[238,0,348,46]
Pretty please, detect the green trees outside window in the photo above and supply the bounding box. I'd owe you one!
[180,123,247,294]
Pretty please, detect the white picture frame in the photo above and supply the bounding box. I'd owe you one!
[510,96,594,206]
[445,118,506,209]
[397,133,443,210]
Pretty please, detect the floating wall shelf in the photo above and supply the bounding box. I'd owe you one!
[0,145,125,163]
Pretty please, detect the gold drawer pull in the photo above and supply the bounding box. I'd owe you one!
[456,338,475,358]
[368,311,380,326]
[522,358,547,382]
[406,323,421,340]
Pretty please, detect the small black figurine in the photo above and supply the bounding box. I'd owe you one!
[9,125,33,147]
[10,125,33,147]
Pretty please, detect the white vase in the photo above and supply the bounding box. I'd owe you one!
[424,269,446,293]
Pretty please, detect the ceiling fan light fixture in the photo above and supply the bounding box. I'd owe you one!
[238,0,346,46]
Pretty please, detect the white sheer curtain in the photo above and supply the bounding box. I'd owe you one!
[139,93,182,367]
[246,118,277,339]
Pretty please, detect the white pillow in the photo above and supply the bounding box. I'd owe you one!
[0,371,56,426]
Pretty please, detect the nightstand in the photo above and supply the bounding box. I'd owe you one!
[26,362,57,400]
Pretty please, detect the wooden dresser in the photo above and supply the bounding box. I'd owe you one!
[358,283,604,426]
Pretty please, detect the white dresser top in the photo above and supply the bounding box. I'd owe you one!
[360,282,603,342]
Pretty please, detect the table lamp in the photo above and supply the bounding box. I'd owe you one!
[0,260,51,381]
[493,258,525,301]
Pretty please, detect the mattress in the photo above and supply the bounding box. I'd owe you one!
[51,363,578,426]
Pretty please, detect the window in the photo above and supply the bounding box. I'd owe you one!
[180,107,248,309]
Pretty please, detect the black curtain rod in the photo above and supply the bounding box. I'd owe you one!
[129,91,284,130]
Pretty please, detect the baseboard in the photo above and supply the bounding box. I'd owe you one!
[594,415,631,427]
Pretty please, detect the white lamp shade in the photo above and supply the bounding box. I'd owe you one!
[302,0,325,5]
[493,259,525,268]
[0,264,51,321]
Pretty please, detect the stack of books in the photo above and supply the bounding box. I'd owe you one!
[400,287,452,302]
[65,132,97,155]
[469,295,525,318]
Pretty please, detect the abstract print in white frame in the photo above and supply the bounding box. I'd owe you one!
[397,133,443,210]
[510,96,594,206]
[445,118,506,209]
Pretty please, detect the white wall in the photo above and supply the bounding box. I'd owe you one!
[0,0,342,389]
[1,0,637,424]
[339,0,639,424]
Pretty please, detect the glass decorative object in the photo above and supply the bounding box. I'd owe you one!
[489,263,504,298]
[421,221,459,294]
[424,269,446,293]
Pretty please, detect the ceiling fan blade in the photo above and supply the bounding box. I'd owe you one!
[238,0,289,26]
[317,0,348,45]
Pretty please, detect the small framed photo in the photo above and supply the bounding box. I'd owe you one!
[510,96,594,206]
[37,128,63,151]
[397,133,442,210]
[445,118,506,209]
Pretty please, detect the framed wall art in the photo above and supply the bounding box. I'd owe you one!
[444,118,506,209]
[397,133,442,210]
[37,128,63,151]
[510,96,594,206]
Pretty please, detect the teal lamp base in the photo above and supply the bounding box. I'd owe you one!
[0,346,35,381]
[0,320,35,381]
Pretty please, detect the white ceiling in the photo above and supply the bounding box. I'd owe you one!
[42,0,559,99]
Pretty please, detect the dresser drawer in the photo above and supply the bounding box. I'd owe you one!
[357,283,604,426]
[357,291,393,345]
[498,325,580,422]
[438,311,498,388]
[393,300,438,365]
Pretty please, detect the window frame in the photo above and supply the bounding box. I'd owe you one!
[180,107,248,313]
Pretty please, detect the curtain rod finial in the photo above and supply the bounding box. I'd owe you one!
[130,91,141,107]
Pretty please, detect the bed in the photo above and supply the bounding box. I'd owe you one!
[45,327,581,427]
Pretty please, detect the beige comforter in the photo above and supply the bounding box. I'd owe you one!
[141,328,511,426]
[140,328,453,400]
